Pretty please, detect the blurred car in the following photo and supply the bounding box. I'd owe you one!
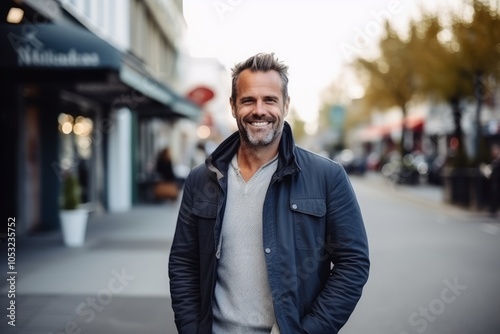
[381,151,428,185]
[333,149,367,175]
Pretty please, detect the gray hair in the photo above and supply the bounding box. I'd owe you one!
[230,52,289,105]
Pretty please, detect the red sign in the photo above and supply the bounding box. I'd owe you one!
[186,86,215,107]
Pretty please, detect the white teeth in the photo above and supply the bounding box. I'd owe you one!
[251,122,269,127]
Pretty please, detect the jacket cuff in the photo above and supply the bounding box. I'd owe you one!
[178,322,199,334]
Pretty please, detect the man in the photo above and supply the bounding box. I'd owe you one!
[168,53,369,333]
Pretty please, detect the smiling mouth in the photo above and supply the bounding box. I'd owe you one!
[249,121,271,127]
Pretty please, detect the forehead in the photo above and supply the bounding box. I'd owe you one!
[236,69,283,96]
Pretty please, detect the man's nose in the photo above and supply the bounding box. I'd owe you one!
[254,100,266,115]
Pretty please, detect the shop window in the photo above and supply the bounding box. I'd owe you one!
[58,113,93,203]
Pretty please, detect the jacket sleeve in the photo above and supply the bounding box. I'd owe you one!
[301,165,370,333]
[168,172,201,333]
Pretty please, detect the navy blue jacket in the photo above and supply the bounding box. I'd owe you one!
[168,122,369,333]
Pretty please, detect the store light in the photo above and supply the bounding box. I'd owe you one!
[73,122,85,135]
[7,7,24,24]
[197,125,211,139]
[61,122,73,134]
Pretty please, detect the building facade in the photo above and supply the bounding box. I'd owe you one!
[0,0,200,236]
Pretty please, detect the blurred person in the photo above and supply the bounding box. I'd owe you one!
[168,53,370,334]
[156,147,176,181]
[154,147,180,200]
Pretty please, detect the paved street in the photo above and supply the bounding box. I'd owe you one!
[343,175,500,334]
[1,174,499,334]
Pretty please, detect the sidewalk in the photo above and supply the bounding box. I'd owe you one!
[361,171,442,204]
[356,171,497,220]
[1,199,182,334]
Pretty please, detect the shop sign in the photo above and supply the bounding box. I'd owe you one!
[16,45,100,67]
[186,86,215,107]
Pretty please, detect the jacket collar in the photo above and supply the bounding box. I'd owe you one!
[206,121,301,180]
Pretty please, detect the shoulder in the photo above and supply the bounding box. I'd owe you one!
[186,163,209,181]
[293,146,351,191]
[292,147,354,197]
[294,146,344,173]
[185,162,221,186]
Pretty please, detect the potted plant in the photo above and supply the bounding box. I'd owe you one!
[59,171,89,247]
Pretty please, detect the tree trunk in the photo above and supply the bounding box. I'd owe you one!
[400,104,408,157]
[451,98,460,137]
[449,97,468,167]
[473,71,486,165]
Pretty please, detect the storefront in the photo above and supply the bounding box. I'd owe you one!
[0,21,200,235]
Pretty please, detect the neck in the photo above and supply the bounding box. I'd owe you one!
[236,139,280,182]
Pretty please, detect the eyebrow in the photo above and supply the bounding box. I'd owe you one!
[239,94,280,102]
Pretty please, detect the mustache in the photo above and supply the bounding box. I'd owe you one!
[244,116,276,123]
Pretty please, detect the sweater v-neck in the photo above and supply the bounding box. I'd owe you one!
[230,153,279,190]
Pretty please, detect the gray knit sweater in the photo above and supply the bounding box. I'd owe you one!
[212,154,279,334]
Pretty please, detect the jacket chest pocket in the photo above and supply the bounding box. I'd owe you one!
[192,200,218,254]
[290,198,326,250]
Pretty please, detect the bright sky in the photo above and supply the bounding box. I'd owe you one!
[183,0,459,127]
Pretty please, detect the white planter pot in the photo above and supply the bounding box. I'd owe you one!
[59,209,89,247]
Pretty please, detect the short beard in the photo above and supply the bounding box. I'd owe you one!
[239,118,283,148]
[243,127,279,147]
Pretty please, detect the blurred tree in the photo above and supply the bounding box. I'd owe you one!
[319,75,371,136]
[409,14,473,167]
[450,0,500,165]
[355,21,419,157]
[354,1,500,168]
[343,98,371,131]
[317,102,330,133]
[412,1,500,167]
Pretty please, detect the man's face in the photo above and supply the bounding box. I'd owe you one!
[231,69,290,148]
